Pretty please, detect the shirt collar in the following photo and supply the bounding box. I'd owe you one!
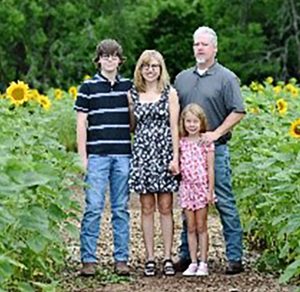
[94,72,120,83]
[193,61,219,77]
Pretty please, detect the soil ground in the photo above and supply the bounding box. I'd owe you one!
[61,192,297,292]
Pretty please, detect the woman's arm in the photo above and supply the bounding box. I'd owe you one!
[168,87,180,175]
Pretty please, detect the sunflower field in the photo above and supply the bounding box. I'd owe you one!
[230,77,300,284]
[0,77,299,290]
[0,81,82,291]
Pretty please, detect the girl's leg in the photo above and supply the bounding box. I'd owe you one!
[185,209,198,263]
[195,207,208,263]
[140,193,156,261]
[157,192,173,260]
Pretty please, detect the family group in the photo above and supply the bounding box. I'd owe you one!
[74,26,245,278]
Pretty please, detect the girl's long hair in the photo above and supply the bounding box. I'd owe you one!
[133,50,170,93]
[179,103,208,137]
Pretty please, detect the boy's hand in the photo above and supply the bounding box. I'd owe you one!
[81,156,88,171]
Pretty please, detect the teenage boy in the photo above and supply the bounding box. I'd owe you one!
[75,39,132,276]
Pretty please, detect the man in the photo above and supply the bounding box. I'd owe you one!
[174,26,245,275]
[75,39,132,276]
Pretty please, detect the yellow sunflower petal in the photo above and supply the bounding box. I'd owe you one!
[68,86,77,99]
[289,118,300,138]
[6,80,30,106]
[276,98,288,115]
[38,95,52,111]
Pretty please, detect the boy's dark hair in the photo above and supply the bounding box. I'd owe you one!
[93,39,125,69]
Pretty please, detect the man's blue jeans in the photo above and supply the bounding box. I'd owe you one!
[179,144,243,262]
[80,155,130,263]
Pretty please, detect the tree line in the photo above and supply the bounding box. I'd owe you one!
[1,0,300,91]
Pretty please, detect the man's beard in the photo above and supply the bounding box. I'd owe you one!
[196,57,206,64]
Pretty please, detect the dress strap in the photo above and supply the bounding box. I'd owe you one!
[160,85,171,103]
[130,85,139,104]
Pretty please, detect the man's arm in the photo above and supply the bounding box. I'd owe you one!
[203,112,245,143]
[76,112,88,170]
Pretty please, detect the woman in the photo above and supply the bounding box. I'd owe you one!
[129,50,180,276]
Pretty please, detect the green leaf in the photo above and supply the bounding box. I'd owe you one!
[13,171,52,187]
[64,222,79,238]
[279,259,300,283]
[18,282,35,292]
[27,235,48,254]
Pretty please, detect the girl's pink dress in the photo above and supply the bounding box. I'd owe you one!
[179,137,215,211]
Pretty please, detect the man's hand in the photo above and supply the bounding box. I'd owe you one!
[202,131,220,144]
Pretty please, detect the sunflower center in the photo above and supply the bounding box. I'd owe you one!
[295,125,300,135]
[278,102,284,110]
[12,88,25,100]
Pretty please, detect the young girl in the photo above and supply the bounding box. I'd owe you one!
[178,103,215,276]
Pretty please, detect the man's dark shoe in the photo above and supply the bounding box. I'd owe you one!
[225,260,244,275]
[80,262,96,277]
[115,261,130,276]
[173,258,191,272]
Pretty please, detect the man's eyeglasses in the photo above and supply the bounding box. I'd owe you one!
[101,54,119,61]
[141,63,161,70]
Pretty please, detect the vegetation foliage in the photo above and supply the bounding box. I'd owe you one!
[230,78,300,284]
[1,0,300,91]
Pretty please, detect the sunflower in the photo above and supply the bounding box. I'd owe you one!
[28,89,40,101]
[249,81,258,92]
[249,107,260,114]
[84,75,91,81]
[54,88,63,100]
[68,86,77,99]
[276,98,288,115]
[38,95,52,110]
[289,119,300,138]
[265,77,273,84]
[291,87,299,97]
[6,81,30,106]
[273,85,281,95]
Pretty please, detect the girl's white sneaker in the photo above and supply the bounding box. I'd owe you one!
[196,262,209,276]
[182,262,198,276]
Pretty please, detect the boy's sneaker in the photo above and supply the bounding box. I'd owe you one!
[196,262,208,276]
[115,261,130,276]
[182,262,198,276]
[80,262,96,277]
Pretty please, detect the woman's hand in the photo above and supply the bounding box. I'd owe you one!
[169,159,180,175]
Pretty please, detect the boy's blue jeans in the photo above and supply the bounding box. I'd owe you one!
[179,144,243,262]
[80,155,130,263]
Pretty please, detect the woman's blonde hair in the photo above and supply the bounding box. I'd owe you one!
[179,103,208,137]
[133,50,170,92]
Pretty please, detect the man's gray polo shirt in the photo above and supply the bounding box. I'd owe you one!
[174,62,245,144]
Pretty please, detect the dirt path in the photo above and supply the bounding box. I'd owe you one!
[61,193,296,292]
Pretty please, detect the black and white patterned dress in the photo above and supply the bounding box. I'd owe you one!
[129,85,179,194]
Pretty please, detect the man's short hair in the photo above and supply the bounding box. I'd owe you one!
[193,26,218,47]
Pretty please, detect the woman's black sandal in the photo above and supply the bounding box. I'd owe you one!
[144,260,156,276]
[163,259,175,276]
